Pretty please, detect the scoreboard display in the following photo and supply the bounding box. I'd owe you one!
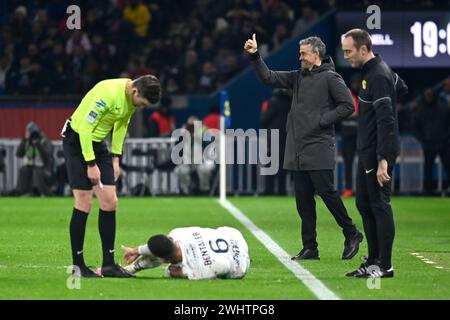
[336,11,450,67]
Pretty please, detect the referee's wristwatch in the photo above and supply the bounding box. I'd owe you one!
[377,155,387,162]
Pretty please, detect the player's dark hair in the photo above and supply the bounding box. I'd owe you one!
[133,75,161,104]
[344,28,372,52]
[148,234,175,260]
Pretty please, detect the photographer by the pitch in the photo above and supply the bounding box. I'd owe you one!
[15,121,54,196]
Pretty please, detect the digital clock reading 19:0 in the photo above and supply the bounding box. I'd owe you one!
[410,21,450,57]
[336,11,450,67]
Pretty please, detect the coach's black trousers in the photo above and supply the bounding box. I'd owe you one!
[355,161,395,269]
[294,170,358,250]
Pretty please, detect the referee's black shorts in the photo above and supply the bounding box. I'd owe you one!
[62,123,115,190]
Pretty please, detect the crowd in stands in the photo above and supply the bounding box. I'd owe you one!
[1,0,448,196]
[0,0,333,96]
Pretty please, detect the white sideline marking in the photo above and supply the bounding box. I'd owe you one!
[410,253,444,270]
[219,199,340,300]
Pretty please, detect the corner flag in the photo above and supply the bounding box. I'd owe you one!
[220,90,231,129]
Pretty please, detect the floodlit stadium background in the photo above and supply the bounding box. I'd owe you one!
[0,0,449,300]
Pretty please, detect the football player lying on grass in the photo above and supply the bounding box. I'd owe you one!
[120,226,250,280]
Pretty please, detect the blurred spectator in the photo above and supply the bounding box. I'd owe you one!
[0,55,12,95]
[198,61,217,93]
[174,116,216,195]
[292,5,319,36]
[272,22,291,50]
[203,105,220,130]
[259,88,291,195]
[66,30,92,56]
[412,88,450,195]
[124,58,153,79]
[5,56,43,94]
[123,0,151,39]
[15,122,54,196]
[439,78,450,106]
[341,74,360,198]
[198,35,216,62]
[0,0,332,96]
[10,6,31,47]
[147,96,176,137]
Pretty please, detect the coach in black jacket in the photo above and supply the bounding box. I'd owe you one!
[245,34,363,260]
[342,29,409,278]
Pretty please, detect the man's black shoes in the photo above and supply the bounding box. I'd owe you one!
[366,266,394,278]
[346,257,394,278]
[101,264,135,278]
[342,231,363,260]
[345,262,370,277]
[291,248,320,260]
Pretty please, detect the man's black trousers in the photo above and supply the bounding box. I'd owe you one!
[355,161,395,269]
[293,170,358,250]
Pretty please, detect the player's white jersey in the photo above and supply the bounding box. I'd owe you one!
[168,226,250,280]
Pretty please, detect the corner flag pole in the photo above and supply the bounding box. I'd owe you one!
[219,90,231,202]
[220,114,226,201]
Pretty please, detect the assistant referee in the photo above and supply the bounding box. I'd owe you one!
[342,29,408,278]
[62,75,161,277]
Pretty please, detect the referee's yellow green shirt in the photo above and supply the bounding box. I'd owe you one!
[70,78,136,162]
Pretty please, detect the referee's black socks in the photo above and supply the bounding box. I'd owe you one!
[99,209,116,267]
[70,208,89,268]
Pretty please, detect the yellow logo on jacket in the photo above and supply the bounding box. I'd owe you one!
[362,80,367,90]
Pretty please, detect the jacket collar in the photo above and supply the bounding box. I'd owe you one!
[301,56,336,75]
[361,54,382,75]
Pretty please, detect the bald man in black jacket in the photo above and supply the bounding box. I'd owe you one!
[342,29,409,278]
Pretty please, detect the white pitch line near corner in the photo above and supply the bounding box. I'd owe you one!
[218,199,340,301]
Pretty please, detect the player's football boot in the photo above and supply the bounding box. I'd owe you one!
[101,264,135,278]
[291,248,320,260]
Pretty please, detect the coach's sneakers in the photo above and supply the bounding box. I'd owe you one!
[291,248,320,260]
[366,266,394,278]
[101,264,135,278]
[345,262,370,277]
[72,265,102,278]
[342,231,364,260]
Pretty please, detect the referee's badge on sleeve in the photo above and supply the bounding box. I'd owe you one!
[362,80,367,90]
[87,111,98,124]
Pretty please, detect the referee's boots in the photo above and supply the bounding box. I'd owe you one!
[342,231,364,260]
[72,265,102,278]
[291,248,320,260]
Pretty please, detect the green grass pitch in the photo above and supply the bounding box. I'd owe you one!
[0,196,449,300]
